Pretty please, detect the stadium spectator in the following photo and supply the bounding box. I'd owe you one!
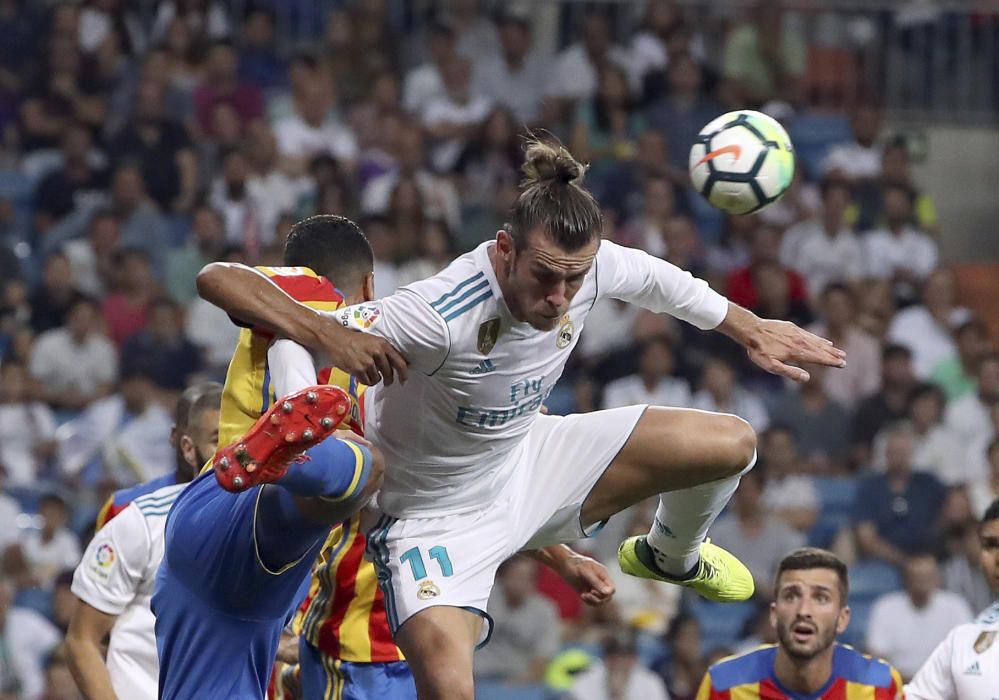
[759,426,819,533]
[851,344,916,463]
[235,9,284,92]
[779,178,863,299]
[471,9,546,125]
[549,9,635,104]
[603,336,691,410]
[821,102,883,181]
[570,62,645,183]
[29,253,79,335]
[193,40,262,136]
[120,297,202,393]
[455,107,521,217]
[661,214,706,278]
[866,551,973,679]
[932,318,991,401]
[654,613,705,700]
[721,0,806,105]
[100,248,155,348]
[474,556,560,685]
[709,470,804,589]
[646,53,722,174]
[569,627,670,700]
[940,517,993,614]
[32,122,107,235]
[165,205,225,305]
[726,224,808,313]
[208,146,282,259]
[970,438,999,519]
[0,576,61,700]
[0,360,56,488]
[29,294,117,411]
[863,184,939,304]
[888,268,970,379]
[770,369,852,471]
[402,20,456,117]
[271,72,358,175]
[423,55,492,173]
[692,355,770,432]
[20,493,80,590]
[907,383,965,485]
[806,283,881,410]
[56,366,173,486]
[444,0,499,62]
[853,137,938,235]
[619,176,676,258]
[944,352,999,444]
[855,422,947,566]
[105,163,170,273]
[63,210,120,300]
[49,570,74,634]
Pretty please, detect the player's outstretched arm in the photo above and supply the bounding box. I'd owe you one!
[65,601,118,700]
[527,544,615,606]
[196,262,408,386]
[717,303,847,382]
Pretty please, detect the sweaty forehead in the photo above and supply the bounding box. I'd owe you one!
[528,241,598,274]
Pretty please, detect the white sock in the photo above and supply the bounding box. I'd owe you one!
[646,451,756,577]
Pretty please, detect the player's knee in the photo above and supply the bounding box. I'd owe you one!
[718,414,757,478]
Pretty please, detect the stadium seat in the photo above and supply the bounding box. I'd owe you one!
[691,599,757,652]
[14,587,52,619]
[812,476,859,518]
[476,682,548,700]
[838,598,874,649]
[787,112,853,177]
[849,561,902,602]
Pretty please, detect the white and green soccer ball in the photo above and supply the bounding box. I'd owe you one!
[688,109,795,215]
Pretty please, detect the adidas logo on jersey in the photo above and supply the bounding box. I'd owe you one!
[964,661,981,676]
[471,359,497,375]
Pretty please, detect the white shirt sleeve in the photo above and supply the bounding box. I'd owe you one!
[267,340,320,398]
[595,240,729,331]
[906,627,958,700]
[330,290,450,375]
[71,504,149,616]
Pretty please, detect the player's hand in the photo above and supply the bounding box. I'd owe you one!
[559,553,615,606]
[745,318,846,382]
[316,316,409,386]
[276,632,300,665]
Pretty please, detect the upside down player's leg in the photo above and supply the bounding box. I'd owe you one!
[153,395,380,699]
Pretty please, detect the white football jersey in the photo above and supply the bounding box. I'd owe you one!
[71,484,185,700]
[333,240,728,518]
[906,600,999,700]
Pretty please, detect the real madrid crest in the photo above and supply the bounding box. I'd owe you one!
[477,318,500,355]
[974,631,996,654]
[417,580,441,600]
[556,314,574,349]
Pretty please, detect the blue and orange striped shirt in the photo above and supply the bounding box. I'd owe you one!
[697,644,904,700]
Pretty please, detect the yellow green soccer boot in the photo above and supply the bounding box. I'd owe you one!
[617,536,755,602]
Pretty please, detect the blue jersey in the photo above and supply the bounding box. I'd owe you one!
[153,471,326,700]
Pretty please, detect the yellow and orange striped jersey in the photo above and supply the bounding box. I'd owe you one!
[697,644,904,700]
[215,266,362,452]
[294,513,404,663]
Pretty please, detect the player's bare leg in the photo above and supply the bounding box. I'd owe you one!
[393,606,481,700]
[581,406,757,601]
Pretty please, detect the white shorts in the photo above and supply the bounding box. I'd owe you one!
[365,404,647,644]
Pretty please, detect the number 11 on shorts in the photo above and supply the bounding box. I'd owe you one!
[401,545,453,580]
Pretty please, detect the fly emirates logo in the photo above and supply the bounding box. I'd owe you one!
[455,375,554,428]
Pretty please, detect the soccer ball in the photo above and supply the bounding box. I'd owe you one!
[688,110,795,215]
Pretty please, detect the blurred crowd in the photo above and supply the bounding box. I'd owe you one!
[0,1,994,699]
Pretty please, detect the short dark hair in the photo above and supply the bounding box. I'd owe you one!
[283,215,373,290]
[819,176,851,199]
[508,136,602,252]
[983,499,999,525]
[175,381,222,430]
[775,548,849,603]
[883,343,912,363]
[908,382,945,410]
[955,318,988,340]
[820,281,852,302]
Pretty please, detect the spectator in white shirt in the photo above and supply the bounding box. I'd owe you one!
[692,355,770,433]
[570,627,671,700]
[548,10,636,104]
[603,336,691,410]
[422,56,492,173]
[889,268,971,379]
[21,493,81,591]
[471,10,548,125]
[807,283,881,410]
[945,353,999,445]
[760,426,819,534]
[907,384,968,485]
[0,577,61,700]
[403,21,457,117]
[779,177,863,299]
[29,295,118,412]
[866,551,973,679]
[272,77,358,175]
[208,147,282,260]
[863,184,939,303]
[821,103,883,181]
[0,361,57,488]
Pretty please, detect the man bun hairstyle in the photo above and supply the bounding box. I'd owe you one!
[509,136,602,252]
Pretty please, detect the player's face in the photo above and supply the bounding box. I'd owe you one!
[500,229,599,331]
[980,519,999,592]
[772,569,849,661]
[180,408,221,474]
